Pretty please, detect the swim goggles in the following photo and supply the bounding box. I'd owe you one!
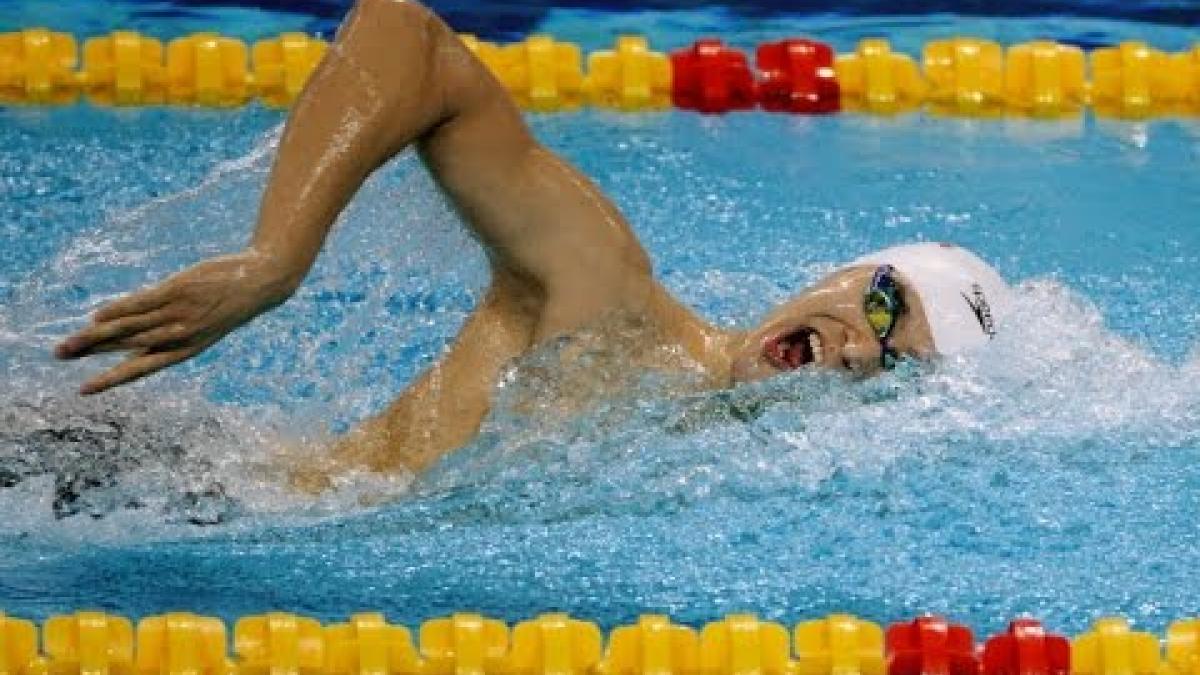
[864,265,905,369]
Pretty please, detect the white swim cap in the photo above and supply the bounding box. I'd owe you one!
[850,242,1012,355]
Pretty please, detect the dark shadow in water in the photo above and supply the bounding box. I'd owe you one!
[0,398,238,525]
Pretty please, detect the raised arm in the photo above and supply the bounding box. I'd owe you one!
[57,0,655,394]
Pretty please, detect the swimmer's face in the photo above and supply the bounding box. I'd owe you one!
[730,265,936,382]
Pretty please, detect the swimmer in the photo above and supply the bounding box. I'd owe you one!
[55,0,1011,478]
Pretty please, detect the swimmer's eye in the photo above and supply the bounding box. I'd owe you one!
[864,265,904,339]
[864,265,905,369]
[864,300,895,337]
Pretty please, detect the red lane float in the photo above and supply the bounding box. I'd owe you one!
[669,39,756,113]
[886,616,978,675]
[981,619,1070,675]
[755,39,840,113]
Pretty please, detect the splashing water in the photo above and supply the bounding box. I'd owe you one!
[1,17,1199,628]
[414,277,1200,524]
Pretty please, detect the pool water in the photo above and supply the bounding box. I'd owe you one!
[2,3,1200,636]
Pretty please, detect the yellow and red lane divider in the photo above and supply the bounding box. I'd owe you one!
[584,35,672,110]
[1002,40,1088,118]
[0,29,326,107]
[1,28,1199,117]
[668,38,757,113]
[756,39,840,114]
[1,611,1199,675]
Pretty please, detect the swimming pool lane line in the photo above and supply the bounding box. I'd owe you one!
[1,29,1197,118]
[0,611,1197,675]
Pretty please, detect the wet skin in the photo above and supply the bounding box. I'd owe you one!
[55,0,933,479]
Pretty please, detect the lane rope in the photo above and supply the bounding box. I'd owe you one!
[0,611,1197,675]
[1,29,1197,117]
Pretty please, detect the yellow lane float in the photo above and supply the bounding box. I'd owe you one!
[599,615,698,675]
[43,612,134,675]
[324,613,421,675]
[1090,41,1176,118]
[496,35,584,112]
[1004,40,1086,117]
[1072,617,1162,675]
[794,614,883,675]
[584,36,672,111]
[506,614,602,675]
[1168,619,1200,675]
[136,614,231,675]
[835,39,927,114]
[165,32,250,107]
[251,33,327,108]
[235,613,326,675]
[419,614,509,675]
[4,28,1200,119]
[0,612,1199,675]
[698,614,792,675]
[923,37,1005,116]
[0,612,43,675]
[81,31,167,106]
[0,28,77,104]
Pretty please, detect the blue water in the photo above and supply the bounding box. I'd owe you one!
[2,5,1200,639]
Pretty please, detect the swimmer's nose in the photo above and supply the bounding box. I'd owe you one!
[838,338,881,373]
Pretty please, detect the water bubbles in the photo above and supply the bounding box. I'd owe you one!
[1,48,1199,630]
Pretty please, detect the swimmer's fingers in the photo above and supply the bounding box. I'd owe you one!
[78,347,199,396]
[75,322,199,356]
[54,309,172,359]
[92,284,171,323]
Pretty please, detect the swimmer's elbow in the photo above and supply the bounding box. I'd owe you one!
[344,0,442,71]
[321,0,465,147]
[352,0,434,25]
[346,0,503,127]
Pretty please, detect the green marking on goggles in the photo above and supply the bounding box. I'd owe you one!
[865,265,905,368]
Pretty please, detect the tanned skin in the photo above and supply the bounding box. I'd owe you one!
[55,0,933,478]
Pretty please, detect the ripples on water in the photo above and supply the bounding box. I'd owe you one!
[4,272,1198,627]
[1,19,1199,626]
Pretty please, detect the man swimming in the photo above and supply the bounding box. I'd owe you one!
[54,0,1011,477]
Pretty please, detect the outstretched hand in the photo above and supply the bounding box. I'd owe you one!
[55,250,297,395]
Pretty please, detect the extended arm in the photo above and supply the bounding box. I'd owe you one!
[57,0,656,394]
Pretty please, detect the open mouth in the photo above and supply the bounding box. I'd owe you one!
[763,326,824,370]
